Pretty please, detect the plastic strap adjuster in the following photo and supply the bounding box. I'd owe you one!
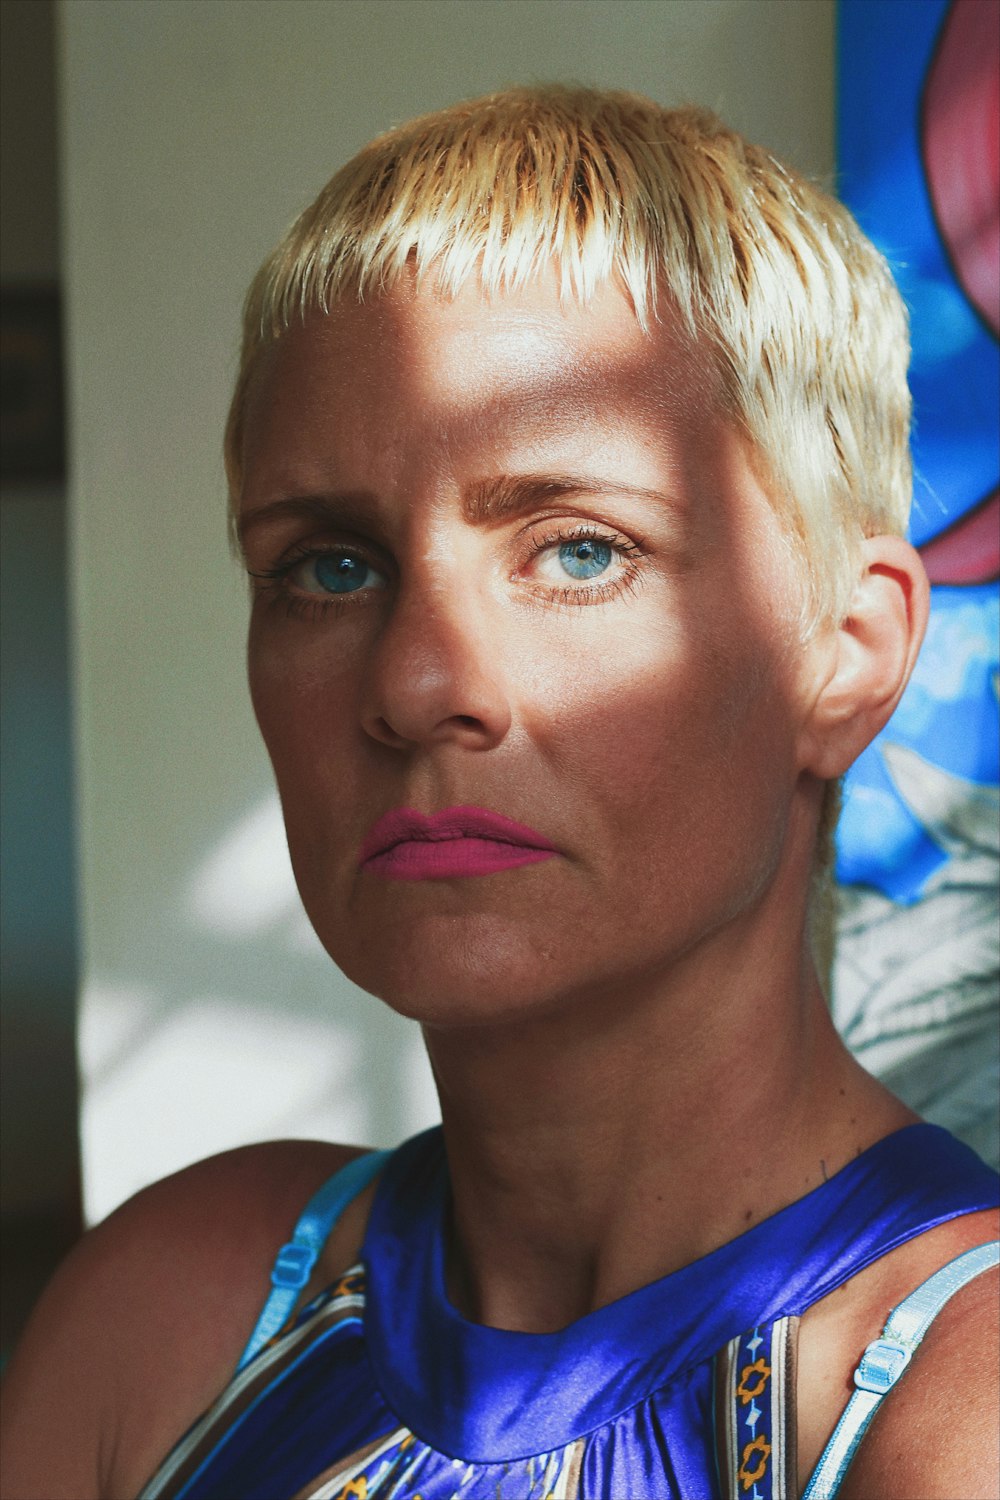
[235,1147,392,1375]
[271,1241,315,1289]
[854,1336,912,1394]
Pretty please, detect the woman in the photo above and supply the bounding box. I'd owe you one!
[3,87,997,1500]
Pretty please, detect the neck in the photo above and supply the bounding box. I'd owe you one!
[422,867,912,1333]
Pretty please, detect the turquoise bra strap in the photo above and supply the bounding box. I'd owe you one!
[235,1148,393,1373]
[802,1239,1000,1500]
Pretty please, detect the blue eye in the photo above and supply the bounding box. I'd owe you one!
[558,539,613,580]
[248,545,388,617]
[310,552,383,595]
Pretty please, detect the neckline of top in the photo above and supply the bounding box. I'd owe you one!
[360,1122,998,1461]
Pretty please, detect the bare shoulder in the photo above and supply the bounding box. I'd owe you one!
[839,1238,999,1500]
[0,1138,377,1500]
[798,1206,999,1500]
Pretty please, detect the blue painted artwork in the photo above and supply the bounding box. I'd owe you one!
[836,0,999,904]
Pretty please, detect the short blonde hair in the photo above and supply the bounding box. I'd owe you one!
[225,84,912,632]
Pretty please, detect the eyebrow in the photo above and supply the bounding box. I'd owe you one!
[462,473,679,523]
[237,493,374,549]
[237,472,680,548]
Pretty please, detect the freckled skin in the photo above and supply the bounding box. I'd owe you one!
[241,276,812,1024]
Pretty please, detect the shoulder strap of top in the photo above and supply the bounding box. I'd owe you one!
[801,1239,1000,1500]
[235,1147,393,1373]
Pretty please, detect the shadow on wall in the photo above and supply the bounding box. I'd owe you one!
[79,792,440,1227]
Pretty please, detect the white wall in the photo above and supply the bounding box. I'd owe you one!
[59,0,834,1224]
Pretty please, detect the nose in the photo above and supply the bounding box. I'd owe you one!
[361,580,513,752]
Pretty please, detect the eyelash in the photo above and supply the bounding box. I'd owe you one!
[248,540,383,623]
[519,524,647,609]
[248,523,647,621]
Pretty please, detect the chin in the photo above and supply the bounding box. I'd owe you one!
[321,910,588,1029]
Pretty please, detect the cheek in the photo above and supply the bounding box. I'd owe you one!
[528,613,795,894]
[247,620,368,834]
[249,606,361,731]
[524,602,775,780]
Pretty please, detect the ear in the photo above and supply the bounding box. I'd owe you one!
[798,536,929,780]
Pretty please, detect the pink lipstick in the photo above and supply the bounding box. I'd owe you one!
[359,806,558,880]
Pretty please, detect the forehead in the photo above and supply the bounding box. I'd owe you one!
[240,274,726,488]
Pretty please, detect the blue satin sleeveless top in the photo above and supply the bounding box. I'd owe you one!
[139,1124,999,1500]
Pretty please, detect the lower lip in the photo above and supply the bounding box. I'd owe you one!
[362,838,557,881]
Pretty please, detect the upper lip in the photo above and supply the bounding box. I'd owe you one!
[359,806,558,863]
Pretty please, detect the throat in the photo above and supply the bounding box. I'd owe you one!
[443,1218,614,1332]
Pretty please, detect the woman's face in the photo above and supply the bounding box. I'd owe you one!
[239,274,813,1023]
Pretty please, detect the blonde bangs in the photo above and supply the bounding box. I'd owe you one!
[254,89,684,336]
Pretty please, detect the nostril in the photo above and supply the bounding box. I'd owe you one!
[373,716,407,747]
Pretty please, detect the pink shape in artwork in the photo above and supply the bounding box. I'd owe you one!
[922,0,1000,334]
[920,489,1000,585]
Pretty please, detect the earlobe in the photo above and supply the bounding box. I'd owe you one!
[800,536,930,780]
